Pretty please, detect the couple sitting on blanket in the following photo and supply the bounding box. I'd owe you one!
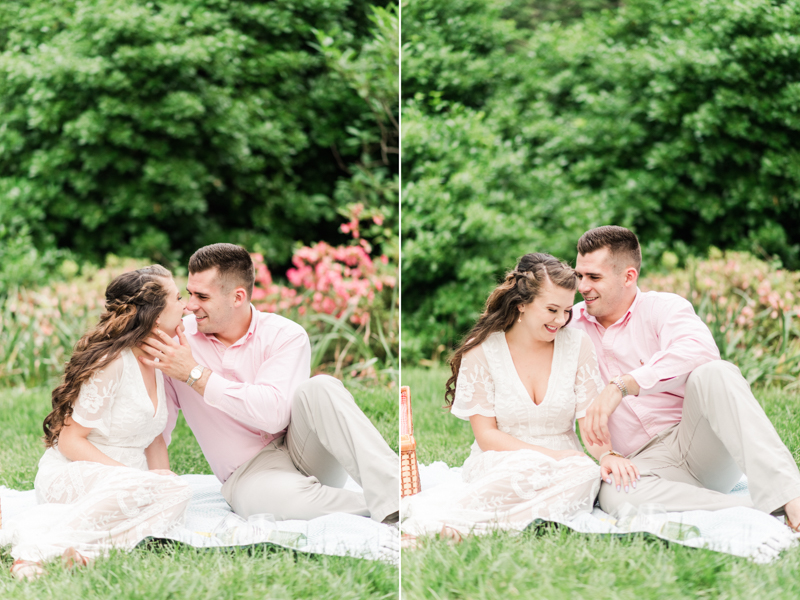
[8,243,399,580]
[402,226,800,540]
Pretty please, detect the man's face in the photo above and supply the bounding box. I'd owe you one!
[575,247,629,325]
[186,268,235,335]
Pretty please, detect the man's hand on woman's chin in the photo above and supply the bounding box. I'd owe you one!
[138,326,198,381]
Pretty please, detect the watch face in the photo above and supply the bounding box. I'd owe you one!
[191,366,203,379]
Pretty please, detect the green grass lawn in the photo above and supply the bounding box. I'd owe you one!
[0,378,398,599]
[401,366,800,600]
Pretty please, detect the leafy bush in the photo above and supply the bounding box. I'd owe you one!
[0,0,397,274]
[402,0,800,362]
[640,249,800,387]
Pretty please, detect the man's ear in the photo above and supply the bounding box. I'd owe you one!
[624,266,639,287]
[233,287,248,306]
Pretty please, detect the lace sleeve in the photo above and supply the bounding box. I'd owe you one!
[574,331,605,419]
[71,353,125,436]
[451,344,495,421]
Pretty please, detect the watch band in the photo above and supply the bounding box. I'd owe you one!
[186,366,206,387]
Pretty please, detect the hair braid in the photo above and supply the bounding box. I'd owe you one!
[43,265,172,447]
[444,253,577,407]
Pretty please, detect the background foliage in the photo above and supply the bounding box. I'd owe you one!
[0,0,398,383]
[0,0,398,289]
[401,0,800,365]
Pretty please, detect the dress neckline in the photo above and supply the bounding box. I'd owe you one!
[497,329,560,408]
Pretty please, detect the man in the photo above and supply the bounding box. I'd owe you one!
[138,243,399,523]
[569,225,800,528]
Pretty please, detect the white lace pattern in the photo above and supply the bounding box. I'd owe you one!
[403,328,606,536]
[9,349,191,562]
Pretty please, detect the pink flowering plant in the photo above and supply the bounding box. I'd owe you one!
[252,205,397,380]
[1,217,398,388]
[640,248,800,387]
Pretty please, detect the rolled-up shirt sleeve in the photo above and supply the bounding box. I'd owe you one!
[629,296,720,395]
[202,328,311,434]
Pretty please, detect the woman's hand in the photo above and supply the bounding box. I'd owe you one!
[150,469,178,477]
[600,455,640,492]
[550,449,587,461]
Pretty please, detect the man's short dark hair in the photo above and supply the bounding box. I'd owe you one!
[189,243,255,299]
[577,226,642,272]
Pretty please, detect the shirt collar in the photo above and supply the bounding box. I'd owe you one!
[243,304,258,339]
[577,287,642,328]
[187,304,258,346]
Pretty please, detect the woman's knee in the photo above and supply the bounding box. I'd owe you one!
[169,477,192,503]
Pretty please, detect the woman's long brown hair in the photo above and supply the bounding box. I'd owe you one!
[444,253,578,407]
[43,265,172,447]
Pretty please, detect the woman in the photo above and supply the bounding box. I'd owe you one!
[402,253,639,538]
[8,265,192,579]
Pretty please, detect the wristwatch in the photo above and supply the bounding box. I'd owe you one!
[186,364,206,387]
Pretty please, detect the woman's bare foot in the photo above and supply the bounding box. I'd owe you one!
[61,547,90,570]
[10,560,45,581]
[439,525,465,544]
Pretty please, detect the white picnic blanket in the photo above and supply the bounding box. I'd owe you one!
[1,474,398,564]
[409,462,799,564]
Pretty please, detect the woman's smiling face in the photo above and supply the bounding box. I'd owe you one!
[517,279,575,343]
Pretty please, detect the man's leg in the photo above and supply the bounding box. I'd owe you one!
[602,360,800,518]
[598,429,753,517]
[221,439,369,520]
[678,361,800,514]
[286,375,400,522]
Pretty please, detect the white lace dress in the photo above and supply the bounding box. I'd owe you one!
[402,328,605,536]
[8,349,191,562]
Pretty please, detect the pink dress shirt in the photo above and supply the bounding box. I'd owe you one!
[163,305,311,482]
[569,289,720,456]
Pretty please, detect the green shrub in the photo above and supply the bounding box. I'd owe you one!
[402,0,800,362]
[0,0,396,271]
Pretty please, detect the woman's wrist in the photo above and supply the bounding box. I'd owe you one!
[598,449,624,463]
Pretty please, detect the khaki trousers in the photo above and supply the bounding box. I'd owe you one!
[221,375,399,522]
[599,361,800,517]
